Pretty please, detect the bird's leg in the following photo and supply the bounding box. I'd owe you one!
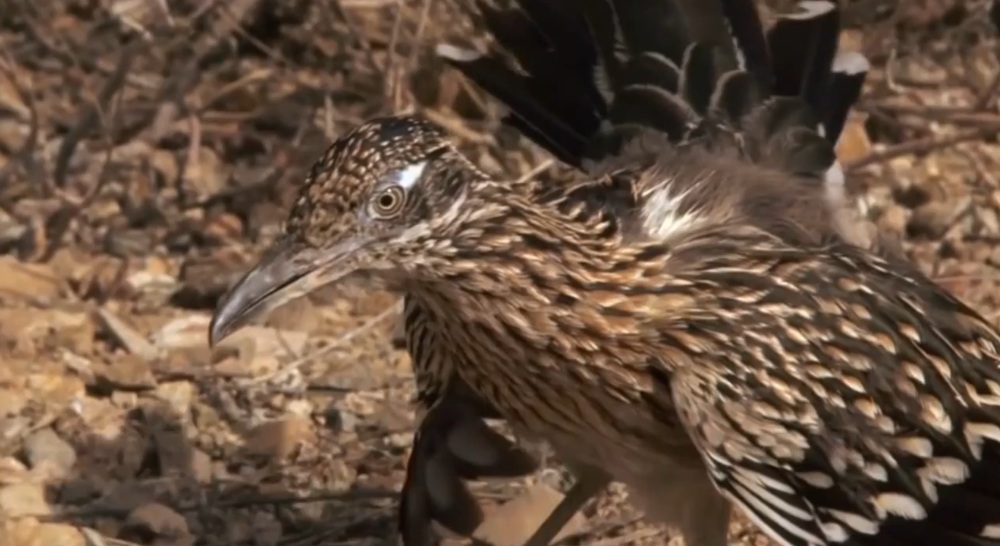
[521,465,611,546]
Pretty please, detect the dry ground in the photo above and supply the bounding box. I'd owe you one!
[1,0,1000,545]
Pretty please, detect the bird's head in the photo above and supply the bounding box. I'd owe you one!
[208,115,484,346]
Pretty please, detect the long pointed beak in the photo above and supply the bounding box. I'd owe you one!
[208,236,362,347]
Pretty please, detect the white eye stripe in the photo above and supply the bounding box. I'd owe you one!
[395,161,428,189]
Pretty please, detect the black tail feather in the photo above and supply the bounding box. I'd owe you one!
[711,70,766,127]
[609,85,696,141]
[619,51,682,96]
[436,44,594,165]
[602,0,691,68]
[577,0,627,92]
[438,0,869,183]
[767,1,840,119]
[825,51,870,145]
[717,0,774,92]
[513,0,594,67]
[476,0,595,90]
[679,42,719,115]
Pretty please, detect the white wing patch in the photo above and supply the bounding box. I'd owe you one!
[640,179,708,240]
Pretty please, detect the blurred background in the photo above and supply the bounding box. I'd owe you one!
[0,0,998,545]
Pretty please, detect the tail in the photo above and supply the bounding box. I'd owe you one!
[436,0,868,187]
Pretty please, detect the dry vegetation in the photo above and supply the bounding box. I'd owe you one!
[1,0,999,545]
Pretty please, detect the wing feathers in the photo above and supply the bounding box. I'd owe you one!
[668,246,1000,546]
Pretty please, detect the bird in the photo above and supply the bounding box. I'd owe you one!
[215,0,870,542]
[208,109,1000,546]
[209,4,1000,546]
[396,0,885,544]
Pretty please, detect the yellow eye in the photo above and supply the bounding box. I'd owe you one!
[372,186,405,217]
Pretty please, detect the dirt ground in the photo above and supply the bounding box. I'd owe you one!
[1,0,1000,545]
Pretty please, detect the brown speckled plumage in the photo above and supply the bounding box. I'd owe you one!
[390,0,882,542]
[209,2,1000,546]
[212,111,1000,546]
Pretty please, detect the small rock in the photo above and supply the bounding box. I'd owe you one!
[201,213,244,245]
[210,325,309,363]
[336,391,382,417]
[908,200,965,239]
[150,315,213,351]
[0,416,31,444]
[160,347,210,376]
[0,387,28,416]
[95,354,157,391]
[51,309,96,354]
[978,207,1000,236]
[27,522,86,546]
[150,149,179,184]
[877,204,908,237]
[123,502,192,543]
[173,251,250,308]
[104,228,157,258]
[2,518,86,546]
[111,391,139,408]
[285,399,313,418]
[0,256,63,302]
[249,511,283,546]
[0,307,94,355]
[0,482,51,517]
[325,407,359,434]
[536,468,568,491]
[58,476,103,505]
[385,432,410,448]
[261,296,320,334]
[211,356,253,378]
[188,448,213,484]
[0,457,30,486]
[22,428,77,480]
[95,308,159,360]
[153,315,308,366]
[180,147,230,203]
[150,427,192,479]
[153,381,195,420]
[472,483,587,546]
[73,256,129,302]
[95,481,162,514]
[25,373,86,408]
[243,417,316,462]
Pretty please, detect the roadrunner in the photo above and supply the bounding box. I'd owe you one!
[398,0,882,544]
[208,3,1000,546]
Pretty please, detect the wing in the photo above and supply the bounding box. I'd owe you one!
[664,238,1000,546]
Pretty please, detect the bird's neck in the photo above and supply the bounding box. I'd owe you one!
[399,183,702,363]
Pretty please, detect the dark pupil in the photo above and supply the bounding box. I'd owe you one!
[379,193,396,209]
